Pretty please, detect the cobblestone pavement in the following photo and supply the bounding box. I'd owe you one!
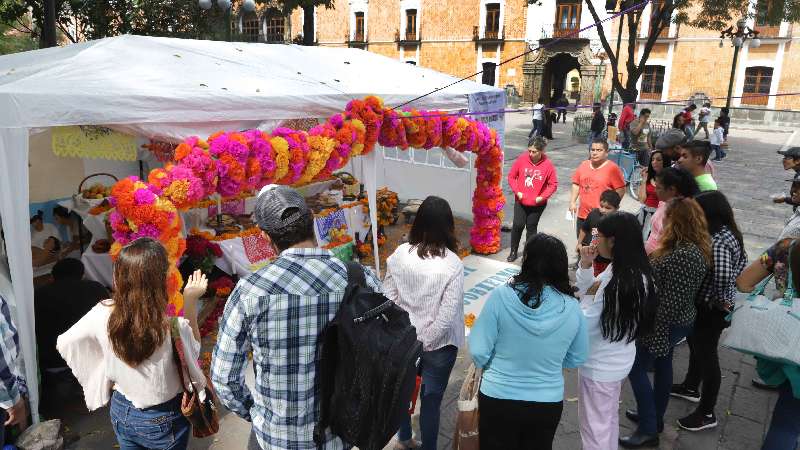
[61,115,799,450]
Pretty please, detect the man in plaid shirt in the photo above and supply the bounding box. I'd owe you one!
[0,294,29,445]
[211,185,380,450]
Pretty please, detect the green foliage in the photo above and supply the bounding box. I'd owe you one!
[0,22,37,55]
[276,0,334,14]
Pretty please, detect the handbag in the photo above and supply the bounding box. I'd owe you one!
[169,318,220,438]
[452,363,482,450]
[723,265,800,366]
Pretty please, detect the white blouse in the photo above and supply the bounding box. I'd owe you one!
[382,243,465,352]
[57,301,205,410]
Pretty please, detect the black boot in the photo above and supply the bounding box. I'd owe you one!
[625,409,664,433]
[619,431,659,448]
[507,249,518,262]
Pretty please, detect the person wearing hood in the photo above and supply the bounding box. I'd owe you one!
[469,233,588,450]
[506,136,558,262]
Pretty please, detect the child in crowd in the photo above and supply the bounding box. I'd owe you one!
[677,141,717,192]
[710,119,726,161]
[577,190,621,276]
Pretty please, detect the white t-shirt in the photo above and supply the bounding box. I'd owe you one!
[31,223,60,249]
[533,103,544,121]
[710,127,725,146]
[576,265,638,383]
[57,301,205,410]
[699,107,711,123]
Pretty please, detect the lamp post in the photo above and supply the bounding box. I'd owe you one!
[199,0,256,42]
[720,18,761,109]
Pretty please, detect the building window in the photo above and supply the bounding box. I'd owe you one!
[355,12,365,41]
[742,66,773,106]
[482,62,496,86]
[755,0,780,37]
[266,14,285,43]
[649,0,669,37]
[555,1,580,37]
[640,65,665,100]
[485,3,500,39]
[405,9,417,41]
[242,14,260,42]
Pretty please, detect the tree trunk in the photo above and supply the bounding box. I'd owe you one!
[618,88,638,104]
[42,0,57,48]
[302,6,314,45]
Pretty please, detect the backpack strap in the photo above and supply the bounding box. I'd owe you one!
[344,260,367,288]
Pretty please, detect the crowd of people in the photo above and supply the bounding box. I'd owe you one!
[0,100,796,450]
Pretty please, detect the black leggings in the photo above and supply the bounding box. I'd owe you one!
[683,308,730,414]
[510,202,546,252]
[479,392,563,450]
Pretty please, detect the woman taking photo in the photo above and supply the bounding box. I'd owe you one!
[506,136,558,262]
[383,196,464,450]
[672,191,747,432]
[469,234,588,450]
[738,239,800,449]
[58,238,208,450]
[638,151,670,240]
[576,212,658,450]
[620,198,711,448]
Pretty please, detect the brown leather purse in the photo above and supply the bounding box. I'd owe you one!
[170,318,220,438]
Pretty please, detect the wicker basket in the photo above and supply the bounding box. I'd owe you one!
[74,173,119,210]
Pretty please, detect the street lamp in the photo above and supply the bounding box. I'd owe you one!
[199,0,256,41]
[720,18,761,109]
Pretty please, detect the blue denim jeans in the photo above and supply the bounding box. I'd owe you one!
[398,345,458,450]
[762,382,800,450]
[529,119,544,138]
[628,324,693,434]
[587,131,602,149]
[110,391,190,450]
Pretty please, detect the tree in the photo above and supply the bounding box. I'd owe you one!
[0,21,37,54]
[278,0,334,46]
[528,0,800,104]
[0,0,224,46]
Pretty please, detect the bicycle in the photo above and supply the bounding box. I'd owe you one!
[609,147,644,201]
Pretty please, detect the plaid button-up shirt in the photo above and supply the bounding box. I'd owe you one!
[696,227,747,311]
[0,295,25,410]
[211,248,381,450]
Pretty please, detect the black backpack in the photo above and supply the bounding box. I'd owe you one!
[314,261,423,450]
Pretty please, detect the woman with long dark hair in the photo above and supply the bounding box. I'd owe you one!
[637,151,671,240]
[58,238,207,450]
[671,191,747,432]
[576,212,658,450]
[470,234,588,450]
[620,198,712,448]
[384,196,464,450]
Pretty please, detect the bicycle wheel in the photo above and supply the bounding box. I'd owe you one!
[628,165,643,201]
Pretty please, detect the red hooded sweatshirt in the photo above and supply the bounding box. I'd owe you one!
[508,153,558,206]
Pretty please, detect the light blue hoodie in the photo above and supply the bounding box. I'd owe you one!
[469,283,588,403]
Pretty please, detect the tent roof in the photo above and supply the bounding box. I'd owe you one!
[0,35,501,129]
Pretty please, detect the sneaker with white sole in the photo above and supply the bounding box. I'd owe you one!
[670,384,701,403]
[677,411,717,431]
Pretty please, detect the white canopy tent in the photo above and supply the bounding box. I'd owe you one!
[0,34,504,419]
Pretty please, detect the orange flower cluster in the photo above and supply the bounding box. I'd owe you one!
[464,313,476,328]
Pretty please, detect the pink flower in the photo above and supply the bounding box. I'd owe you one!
[134,188,156,205]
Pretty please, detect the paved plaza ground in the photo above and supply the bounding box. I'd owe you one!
[53,113,800,449]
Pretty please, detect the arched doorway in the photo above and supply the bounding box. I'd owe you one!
[542,53,581,106]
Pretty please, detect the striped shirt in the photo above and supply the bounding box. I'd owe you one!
[382,243,465,352]
[696,227,747,311]
[211,248,381,450]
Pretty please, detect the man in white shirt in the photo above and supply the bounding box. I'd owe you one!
[528,97,545,138]
[694,102,712,140]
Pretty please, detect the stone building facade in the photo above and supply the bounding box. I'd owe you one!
[604,0,800,111]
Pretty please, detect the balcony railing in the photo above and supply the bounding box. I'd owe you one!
[473,26,504,42]
[265,33,285,43]
[539,24,592,39]
[754,24,780,38]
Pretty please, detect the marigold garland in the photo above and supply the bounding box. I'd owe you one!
[109,96,504,316]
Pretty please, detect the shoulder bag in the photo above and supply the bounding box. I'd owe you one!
[170,318,220,438]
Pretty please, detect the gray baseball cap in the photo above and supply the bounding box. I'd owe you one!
[778,147,800,158]
[254,185,312,234]
[655,129,687,150]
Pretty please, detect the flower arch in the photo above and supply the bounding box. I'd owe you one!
[108,96,505,315]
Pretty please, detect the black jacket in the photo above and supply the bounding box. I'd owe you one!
[591,112,606,133]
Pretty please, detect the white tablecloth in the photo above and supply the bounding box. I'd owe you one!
[82,248,113,288]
